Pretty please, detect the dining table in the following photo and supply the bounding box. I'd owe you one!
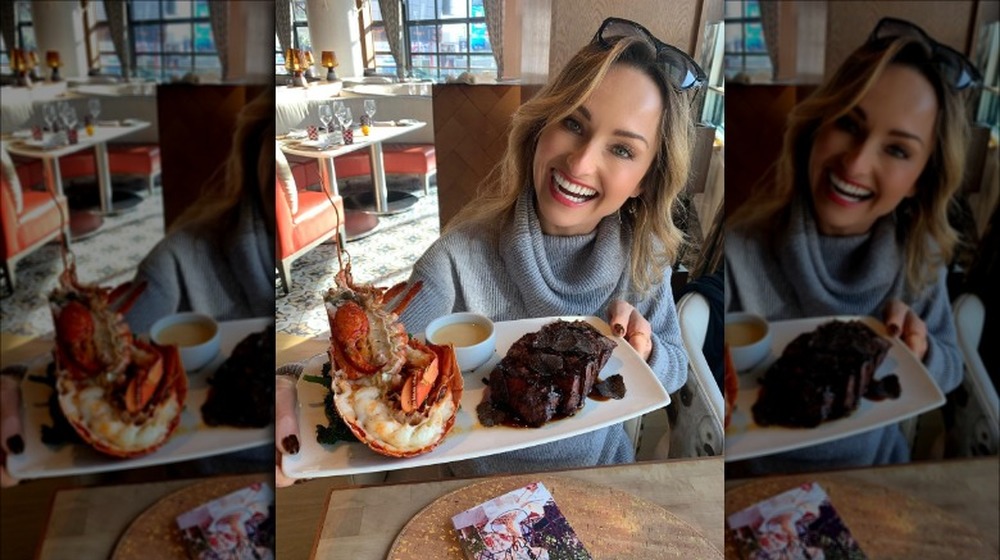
[274,333,724,558]
[4,120,150,217]
[279,121,427,229]
[725,455,999,557]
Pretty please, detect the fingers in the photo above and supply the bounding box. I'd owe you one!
[607,300,653,362]
[1,375,23,488]
[883,300,928,360]
[275,449,298,488]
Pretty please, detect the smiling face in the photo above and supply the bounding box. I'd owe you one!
[532,64,662,236]
[807,64,938,236]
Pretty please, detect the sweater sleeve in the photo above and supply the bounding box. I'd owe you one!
[397,241,458,335]
[641,270,689,394]
[914,265,963,394]
[124,242,185,335]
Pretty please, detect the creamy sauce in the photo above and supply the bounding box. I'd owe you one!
[726,321,767,347]
[157,322,215,347]
[431,322,490,347]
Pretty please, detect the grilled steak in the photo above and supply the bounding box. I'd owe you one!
[483,320,617,427]
[752,320,894,428]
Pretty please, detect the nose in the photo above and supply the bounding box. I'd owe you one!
[566,139,599,176]
[842,139,877,177]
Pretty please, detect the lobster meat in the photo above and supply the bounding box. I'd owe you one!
[49,263,188,458]
[323,263,463,457]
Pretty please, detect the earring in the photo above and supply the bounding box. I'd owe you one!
[627,198,638,216]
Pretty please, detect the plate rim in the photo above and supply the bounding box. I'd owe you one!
[723,314,946,462]
[283,315,670,478]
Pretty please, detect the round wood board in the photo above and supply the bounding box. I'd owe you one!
[110,473,270,560]
[387,474,721,559]
[725,476,997,559]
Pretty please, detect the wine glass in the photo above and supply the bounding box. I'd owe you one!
[318,104,333,133]
[339,107,353,131]
[43,103,56,130]
[363,99,377,123]
[88,98,101,121]
[63,107,79,130]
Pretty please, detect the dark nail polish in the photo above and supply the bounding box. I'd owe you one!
[888,324,900,337]
[7,435,24,455]
[613,324,625,336]
[282,435,300,455]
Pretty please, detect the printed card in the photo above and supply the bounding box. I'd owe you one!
[451,481,592,560]
[727,482,867,560]
[175,482,275,560]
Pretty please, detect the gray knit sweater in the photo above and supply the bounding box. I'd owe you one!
[725,196,962,473]
[399,187,688,477]
[125,196,275,335]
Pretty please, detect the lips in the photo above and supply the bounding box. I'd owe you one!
[827,172,874,204]
[550,170,598,205]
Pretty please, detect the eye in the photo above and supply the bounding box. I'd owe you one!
[610,144,635,160]
[886,145,910,160]
[834,115,860,135]
[562,117,583,134]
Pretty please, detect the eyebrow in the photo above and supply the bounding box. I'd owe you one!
[577,106,650,147]
[852,107,925,146]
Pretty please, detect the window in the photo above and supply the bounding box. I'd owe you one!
[275,0,311,75]
[1,1,36,76]
[723,0,772,81]
[129,0,219,81]
[368,0,495,81]
[88,2,123,76]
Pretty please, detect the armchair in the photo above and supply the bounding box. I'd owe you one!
[275,145,345,294]
[1,142,70,292]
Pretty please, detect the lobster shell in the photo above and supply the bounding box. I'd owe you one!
[56,340,189,458]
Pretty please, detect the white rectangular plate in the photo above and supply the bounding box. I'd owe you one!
[724,315,945,462]
[8,318,275,479]
[282,316,670,478]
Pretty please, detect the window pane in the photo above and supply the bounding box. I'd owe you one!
[372,25,389,51]
[194,0,210,18]
[724,54,743,75]
[411,25,437,53]
[439,0,468,19]
[411,53,434,74]
[293,0,308,21]
[164,23,193,53]
[469,54,495,70]
[16,1,31,21]
[19,27,37,50]
[164,54,191,78]
[744,23,767,53]
[95,26,115,52]
[724,1,742,19]
[439,54,467,71]
[295,27,312,51]
[164,1,193,19]
[96,2,107,21]
[194,22,214,52]
[408,0,435,21]
[725,23,743,53]
[375,54,396,68]
[471,0,485,17]
[371,0,382,21]
[745,0,761,18]
[470,22,490,52]
[744,54,771,70]
[132,2,160,21]
[439,23,467,52]
[134,25,161,53]
[136,54,162,78]
[99,54,121,75]
[194,54,220,74]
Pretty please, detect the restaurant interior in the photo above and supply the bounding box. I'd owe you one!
[0,0,997,558]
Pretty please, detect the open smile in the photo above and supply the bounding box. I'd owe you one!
[550,170,598,206]
[827,172,874,205]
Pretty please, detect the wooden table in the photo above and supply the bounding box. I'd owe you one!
[726,456,999,555]
[277,456,723,559]
[6,121,150,215]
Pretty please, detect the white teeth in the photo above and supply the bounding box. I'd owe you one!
[553,172,597,201]
[829,173,873,200]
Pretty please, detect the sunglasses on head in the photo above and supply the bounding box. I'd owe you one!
[868,17,982,90]
[593,17,707,91]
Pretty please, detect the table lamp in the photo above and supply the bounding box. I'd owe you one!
[304,49,315,80]
[322,50,339,81]
[47,50,61,81]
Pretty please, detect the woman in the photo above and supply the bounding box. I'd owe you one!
[124,89,276,334]
[277,17,703,483]
[726,18,975,472]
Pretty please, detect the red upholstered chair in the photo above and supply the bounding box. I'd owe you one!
[275,145,345,294]
[332,144,437,194]
[1,144,70,292]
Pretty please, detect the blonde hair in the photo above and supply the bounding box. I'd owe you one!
[169,89,275,234]
[729,35,970,295]
[447,37,694,295]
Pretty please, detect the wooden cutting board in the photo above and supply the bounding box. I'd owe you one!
[388,474,721,559]
[725,476,997,559]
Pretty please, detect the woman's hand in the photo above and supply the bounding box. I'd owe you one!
[884,299,928,361]
[275,373,301,488]
[1,373,25,488]
[607,299,653,362]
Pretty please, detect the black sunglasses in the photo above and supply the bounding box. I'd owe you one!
[593,17,706,91]
[868,17,982,90]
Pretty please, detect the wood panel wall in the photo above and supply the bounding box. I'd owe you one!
[431,84,522,229]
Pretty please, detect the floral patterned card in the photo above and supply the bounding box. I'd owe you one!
[175,482,275,560]
[727,482,868,560]
[451,481,592,560]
